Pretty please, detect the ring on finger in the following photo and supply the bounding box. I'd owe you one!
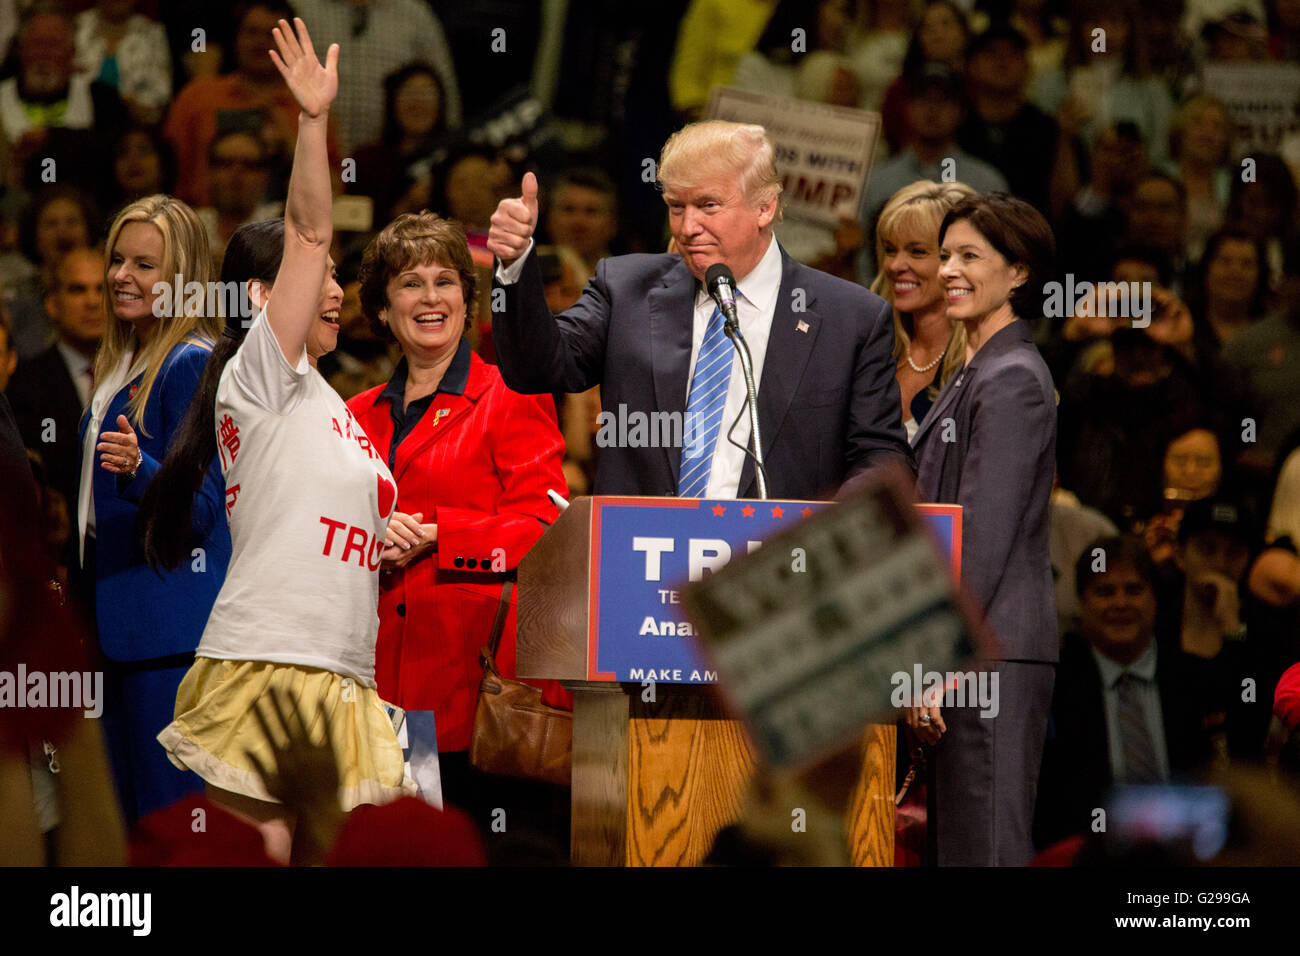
[919,713,932,724]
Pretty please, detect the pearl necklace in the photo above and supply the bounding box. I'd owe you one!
[905,344,945,373]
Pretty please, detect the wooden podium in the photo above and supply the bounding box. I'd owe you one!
[516,496,897,866]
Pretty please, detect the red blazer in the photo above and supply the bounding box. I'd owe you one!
[348,351,569,753]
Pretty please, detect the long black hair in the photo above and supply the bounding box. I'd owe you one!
[139,219,285,571]
[379,61,448,147]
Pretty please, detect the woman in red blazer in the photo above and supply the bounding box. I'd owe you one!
[346,211,569,841]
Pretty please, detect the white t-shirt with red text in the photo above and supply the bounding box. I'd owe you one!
[196,308,396,687]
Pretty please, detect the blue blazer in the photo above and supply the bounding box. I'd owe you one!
[912,319,1058,663]
[492,243,914,500]
[79,340,230,662]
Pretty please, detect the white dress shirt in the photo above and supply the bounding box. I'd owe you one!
[495,235,783,498]
[78,351,145,564]
[684,236,781,498]
[1092,639,1171,783]
[56,339,93,408]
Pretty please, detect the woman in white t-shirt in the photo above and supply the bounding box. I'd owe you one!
[140,18,412,863]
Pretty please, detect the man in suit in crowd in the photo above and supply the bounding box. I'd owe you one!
[6,246,103,520]
[487,120,912,500]
[544,167,621,278]
[1033,534,1214,851]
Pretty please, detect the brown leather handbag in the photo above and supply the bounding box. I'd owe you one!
[469,580,573,786]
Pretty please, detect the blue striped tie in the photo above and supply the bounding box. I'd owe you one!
[679,305,733,497]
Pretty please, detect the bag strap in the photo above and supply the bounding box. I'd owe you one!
[895,744,927,806]
[483,579,515,666]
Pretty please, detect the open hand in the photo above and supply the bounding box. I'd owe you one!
[1190,569,1243,634]
[246,688,344,864]
[1145,288,1194,355]
[269,17,338,119]
[487,171,539,265]
[97,414,142,476]
[1143,509,1182,566]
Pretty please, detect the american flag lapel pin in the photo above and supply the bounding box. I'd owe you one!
[433,408,450,425]
[796,320,809,334]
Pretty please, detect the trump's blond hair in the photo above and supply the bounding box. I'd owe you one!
[658,121,783,215]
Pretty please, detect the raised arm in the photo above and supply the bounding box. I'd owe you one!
[265,17,338,366]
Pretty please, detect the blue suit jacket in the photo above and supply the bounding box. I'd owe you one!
[79,340,230,662]
[492,243,913,499]
[912,320,1058,663]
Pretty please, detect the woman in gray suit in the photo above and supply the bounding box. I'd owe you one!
[908,193,1058,866]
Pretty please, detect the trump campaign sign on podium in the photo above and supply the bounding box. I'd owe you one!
[584,493,960,685]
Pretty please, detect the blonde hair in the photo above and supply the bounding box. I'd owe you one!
[869,180,975,390]
[94,195,218,434]
[658,121,783,216]
[1268,448,1300,545]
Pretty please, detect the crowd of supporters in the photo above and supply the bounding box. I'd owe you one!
[1,0,1299,866]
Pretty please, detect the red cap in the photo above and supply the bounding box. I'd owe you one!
[1030,834,1086,867]
[1274,663,1300,731]
[130,794,280,866]
[325,797,486,866]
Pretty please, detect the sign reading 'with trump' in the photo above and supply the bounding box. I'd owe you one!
[706,86,881,228]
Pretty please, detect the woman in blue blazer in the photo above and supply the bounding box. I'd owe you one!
[77,194,230,823]
[909,193,1058,866]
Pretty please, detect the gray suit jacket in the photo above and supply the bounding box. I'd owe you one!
[912,319,1058,663]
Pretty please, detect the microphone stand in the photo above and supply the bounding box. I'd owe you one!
[723,318,768,500]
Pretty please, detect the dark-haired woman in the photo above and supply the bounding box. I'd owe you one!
[732,0,856,98]
[8,186,102,360]
[108,126,177,213]
[345,210,569,838]
[879,0,970,152]
[346,62,453,224]
[143,19,411,864]
[909,193,1058,866]
[1189,228,1270,355]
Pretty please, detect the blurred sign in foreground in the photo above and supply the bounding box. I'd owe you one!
[682,466,989,770]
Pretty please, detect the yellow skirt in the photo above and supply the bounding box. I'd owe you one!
[157,657,416,811]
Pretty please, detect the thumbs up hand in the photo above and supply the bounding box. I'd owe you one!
[487,171,539,267]
[97,414,143,477]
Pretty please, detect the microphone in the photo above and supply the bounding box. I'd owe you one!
[705,264,740,331]
[703,263,769,499]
